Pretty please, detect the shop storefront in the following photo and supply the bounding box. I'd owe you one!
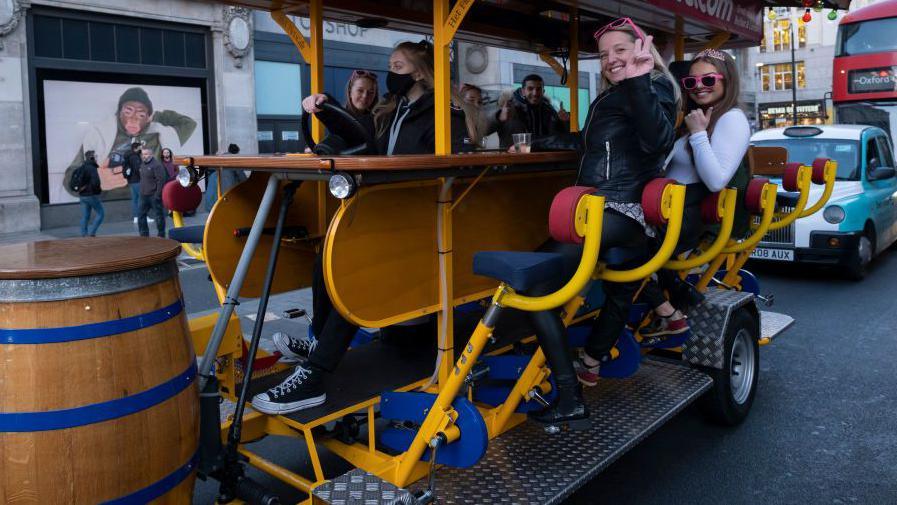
[759,99,828,129]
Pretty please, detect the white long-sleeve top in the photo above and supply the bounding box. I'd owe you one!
[665,108,751,192]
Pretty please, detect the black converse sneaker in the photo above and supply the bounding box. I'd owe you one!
[272,329,318,363]
[251,365,326,415]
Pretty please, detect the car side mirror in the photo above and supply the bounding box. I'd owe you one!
[869,166,896,180]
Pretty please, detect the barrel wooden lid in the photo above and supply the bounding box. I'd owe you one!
[0,237,182,280]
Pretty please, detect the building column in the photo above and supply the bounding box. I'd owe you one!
[0,1,41,234]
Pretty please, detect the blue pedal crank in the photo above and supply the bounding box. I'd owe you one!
[471,355,557,413]
[380,392,488,468]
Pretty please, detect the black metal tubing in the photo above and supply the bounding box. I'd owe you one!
[216,180,301,503]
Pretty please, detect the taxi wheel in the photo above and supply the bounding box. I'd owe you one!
[699,309,759,426]
[845,230,874,281]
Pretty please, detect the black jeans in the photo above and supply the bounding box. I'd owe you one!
[137,195,165,237]
[528,209,648,382]
[307,253,360,372]
[639,204,704,310]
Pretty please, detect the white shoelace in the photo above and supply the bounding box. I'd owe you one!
[271,366,311,398]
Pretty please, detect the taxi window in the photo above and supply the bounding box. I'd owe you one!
[874,136,895,168]
[753,139,859,180]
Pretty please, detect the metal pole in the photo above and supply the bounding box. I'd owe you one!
[197,173,280,389]
[791,21,798,126]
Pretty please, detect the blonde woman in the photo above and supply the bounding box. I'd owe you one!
[522,18,680,429]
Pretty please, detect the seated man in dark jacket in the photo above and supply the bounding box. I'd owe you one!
[496,73,570,148]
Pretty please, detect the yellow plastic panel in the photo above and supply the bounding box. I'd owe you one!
[205,172,339,297]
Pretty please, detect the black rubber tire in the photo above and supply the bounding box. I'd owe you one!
[845,228,874,281]
[699,308,760,426]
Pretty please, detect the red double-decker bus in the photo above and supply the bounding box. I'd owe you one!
[833,0,897,141]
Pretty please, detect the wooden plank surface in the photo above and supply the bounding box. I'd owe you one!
[0,237,181,279]
[178,151,578,172]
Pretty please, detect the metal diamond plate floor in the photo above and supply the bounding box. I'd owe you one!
[760,310,794,341]
[399,360,712,505]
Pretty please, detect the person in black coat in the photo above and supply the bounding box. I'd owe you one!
[495,73,570,148]
[515,20,680,429]
[76,151,104,237]
[122,142,144,224]
[253,40,476,415]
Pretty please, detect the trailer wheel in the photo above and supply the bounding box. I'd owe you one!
[699,309,759,426]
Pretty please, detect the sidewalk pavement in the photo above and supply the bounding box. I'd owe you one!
[0,211,211,246]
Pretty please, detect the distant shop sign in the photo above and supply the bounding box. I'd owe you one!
[646,0,763,41]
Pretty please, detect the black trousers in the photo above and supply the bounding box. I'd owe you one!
[639,204,704,310]
[528,210,648,385]
[307,253,360,372]
[137,195,165,237]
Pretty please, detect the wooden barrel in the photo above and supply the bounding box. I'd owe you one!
[0,237,198,504]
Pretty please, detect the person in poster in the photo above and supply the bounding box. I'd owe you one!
[62,86,198,199]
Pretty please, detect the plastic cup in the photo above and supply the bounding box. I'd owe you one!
[512,132,532,153]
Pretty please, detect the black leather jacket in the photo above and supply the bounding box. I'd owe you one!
[533,72,677,202]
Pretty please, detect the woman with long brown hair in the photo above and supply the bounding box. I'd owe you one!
[639,49,751,339]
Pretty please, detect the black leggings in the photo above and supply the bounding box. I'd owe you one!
[639,204,704,310]
[528,210,648,388]
[308,252,360,372]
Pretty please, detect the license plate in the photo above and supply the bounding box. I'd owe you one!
[750,247,794,261]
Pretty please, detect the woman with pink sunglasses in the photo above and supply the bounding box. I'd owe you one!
[522,17,680,430]
[638,49,751,339]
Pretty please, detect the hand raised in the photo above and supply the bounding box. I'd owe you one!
[684,107,713,134]
[624,35,655,80]
[301,94,328,114]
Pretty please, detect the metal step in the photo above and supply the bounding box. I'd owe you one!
[760,310,794,342]
[313,360,711,505]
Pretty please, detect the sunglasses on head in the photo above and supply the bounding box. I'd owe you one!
[681,73,725,90]
[351,69,378,80]
[593,17,646,44]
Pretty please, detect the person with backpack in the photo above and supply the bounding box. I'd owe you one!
[71,150,104,237]
[136,148,168,237]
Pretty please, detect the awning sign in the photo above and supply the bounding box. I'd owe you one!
[849,67,897,94]
[646,0,763,41]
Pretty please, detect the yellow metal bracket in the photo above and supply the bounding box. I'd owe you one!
[768,165,811,231]
[800,161,837,217]
[539,51,567,78]
[665,188,737,270]
[723,182,778,254]
[271,9,311,62]
[442,0,476,42]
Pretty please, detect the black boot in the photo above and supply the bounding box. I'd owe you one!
[528,382,590,431]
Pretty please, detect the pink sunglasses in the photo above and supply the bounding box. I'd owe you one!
[681,73,725,90]
[593,17,646,44]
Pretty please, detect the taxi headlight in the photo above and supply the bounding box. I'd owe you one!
[328,172,356,199]
[823,205,845,224]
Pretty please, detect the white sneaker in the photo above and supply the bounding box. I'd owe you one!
[133,217,138,224]
[272,331,318,363]
[148,217,155,222]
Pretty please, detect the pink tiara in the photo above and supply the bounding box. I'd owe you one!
[696,48,727,61]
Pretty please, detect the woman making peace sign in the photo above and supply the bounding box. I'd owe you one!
[523,18,680,429]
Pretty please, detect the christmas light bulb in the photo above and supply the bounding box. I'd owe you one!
[828,9,838,21]
[802,9,812,23]
[768,9,777,20]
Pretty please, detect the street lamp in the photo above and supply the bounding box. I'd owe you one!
[785,18,798,126]
[755,62,764,130]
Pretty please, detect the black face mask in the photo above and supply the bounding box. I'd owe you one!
[386,71,416,96]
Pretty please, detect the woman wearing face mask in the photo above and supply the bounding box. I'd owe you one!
[638,49,750,339]
[520,18,680,429]
[255,40,477,415]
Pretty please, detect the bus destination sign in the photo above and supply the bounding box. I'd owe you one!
[849,67,897,94]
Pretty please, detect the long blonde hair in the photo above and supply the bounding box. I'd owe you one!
[373,40,480,146]
[596,24,681,107]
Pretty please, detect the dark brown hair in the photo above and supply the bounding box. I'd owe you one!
[680,50,742,139]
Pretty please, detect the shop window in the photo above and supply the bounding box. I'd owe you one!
[797,62,806,89]
[33,15,62,58]
[255,61,303,116]
[116,25,140,63]
[759,35,767,53]
[90,22,115,62]
[61,19,89,60]
[164,30,186,67]
[798,24,806,49]
[141,28,164,65]
[185,33,206,68]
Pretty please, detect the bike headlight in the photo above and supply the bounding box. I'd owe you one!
[328,172,356,199]
[823,205,845,224]
[177,166,194,187]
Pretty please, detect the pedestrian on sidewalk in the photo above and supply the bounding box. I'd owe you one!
[123,142,146,225]
[137,148,167,237]
[75,150,104,237]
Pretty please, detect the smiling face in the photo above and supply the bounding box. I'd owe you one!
[522,80,544,105]
[119,101,151,136]
[598,30,636,85]
[349,77,377,112]
[687,60,725,107]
